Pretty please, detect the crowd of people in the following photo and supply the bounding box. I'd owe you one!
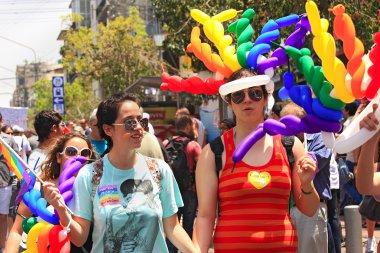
[0,69,380,253]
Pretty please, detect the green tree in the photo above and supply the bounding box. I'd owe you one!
[152,0,379,72]
[61,7,160,97]
[29,78,99,124]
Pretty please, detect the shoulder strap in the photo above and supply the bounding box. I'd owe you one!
[281,135,295,170]
[210,136,224,176]
[144,156,162,191]
[91,158,104,202]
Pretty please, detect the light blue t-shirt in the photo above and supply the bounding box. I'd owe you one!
[73,153,183,253]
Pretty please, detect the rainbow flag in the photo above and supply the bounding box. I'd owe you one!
[0,137,31,182]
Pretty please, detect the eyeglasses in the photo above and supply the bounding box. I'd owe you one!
[227,88,264,104]
[60,146,92,158]
[112,118,148,131]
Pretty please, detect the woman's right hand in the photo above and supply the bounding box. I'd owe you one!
[43,182,66,212]
[359,103,380,142]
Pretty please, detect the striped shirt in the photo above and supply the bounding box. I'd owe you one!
[214,130,298,252]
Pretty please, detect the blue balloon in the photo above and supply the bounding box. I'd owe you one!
[36,198,59,224]
[278,87,290,100]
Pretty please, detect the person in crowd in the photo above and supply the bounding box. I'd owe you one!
[0,113,19,253]
[164,114,202,253]
[281,102,336,253]
[28,110,67,175]
[1,125,13,136]
[142,111,155,135]
[24,129,39,151]
[340,102,362,208]
[176,106,207,148]
[270,101,285,120]
[43,92,198,253]
[219,118,235,135]
[356,102,380,253]
[193,69,319,253]
[79,118,91,136]
[5,133,96,253]
[12,125,31,162]
[87,109,108,157]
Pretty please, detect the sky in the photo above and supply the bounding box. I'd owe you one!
[0,0,71,107]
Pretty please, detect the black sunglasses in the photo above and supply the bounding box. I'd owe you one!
[113,118,149,131]
[227,88,264,104]
[60,146,92,158]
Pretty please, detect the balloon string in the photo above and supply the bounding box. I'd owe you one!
[270,40,285,50]
[231,163,236,173]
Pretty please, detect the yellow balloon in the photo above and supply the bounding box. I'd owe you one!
[190,9,210,24]
[305,0,321,36]
[223,46,241,72]
[24,222,47,253]
[211,9,238,22]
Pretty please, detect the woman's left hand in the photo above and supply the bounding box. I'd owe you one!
[296,154,317,186]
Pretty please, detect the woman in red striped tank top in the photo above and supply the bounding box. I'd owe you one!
[193,69,320,253]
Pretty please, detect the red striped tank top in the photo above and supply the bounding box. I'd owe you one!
[213,129,298,253]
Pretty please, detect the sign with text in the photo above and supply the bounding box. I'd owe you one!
[52,76,65,114]
[0,107,28,129]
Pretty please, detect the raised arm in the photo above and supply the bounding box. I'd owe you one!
[291,137,320,217]
[356,103,380,195]
[192,144,218,253]
[43,182,92,247]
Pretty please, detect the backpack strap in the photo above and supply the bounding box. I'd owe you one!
[144,156,162,191]
[91,158,104,202]
[281,135,295,170]
[210,136,224,177]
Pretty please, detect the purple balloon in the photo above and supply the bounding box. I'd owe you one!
[256,16,310,74]
[232,114,341,163]
[58,177,76,193]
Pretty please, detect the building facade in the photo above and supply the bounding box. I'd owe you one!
[11,63,64,107]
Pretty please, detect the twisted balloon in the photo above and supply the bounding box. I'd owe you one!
[306,0,354,103]
[186,26,233,78]
[330,4,365,99]
[366,32,380,99]
[160,65,225,94]
[285,46,345,110]
[232,114,341,163]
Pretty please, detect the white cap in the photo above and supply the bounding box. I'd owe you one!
[12,125,24,133]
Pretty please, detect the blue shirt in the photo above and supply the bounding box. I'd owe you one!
[307,133,332,200]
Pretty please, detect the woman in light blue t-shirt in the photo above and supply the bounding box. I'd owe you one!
[43,92,199,253]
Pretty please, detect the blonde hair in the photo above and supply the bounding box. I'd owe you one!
[280,102,306,118]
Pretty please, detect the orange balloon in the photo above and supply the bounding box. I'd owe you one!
[330,4,365,99]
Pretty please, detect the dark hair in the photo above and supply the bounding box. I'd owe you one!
[34,110,63,142]
[175,114,193,131]
[344,102,359,116]
[0,112,2,121]
[41,133,96,180]
[220,118,235,129]
[1,125,12,133]
[271,101,285,118]
[120,179,138,197]
[225,68,268,103]
[96,92,140,150]
[185,104,195,115]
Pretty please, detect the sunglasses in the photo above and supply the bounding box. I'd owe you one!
[227,88,265,104]
[113,118,149,131]
[60,146,92,158]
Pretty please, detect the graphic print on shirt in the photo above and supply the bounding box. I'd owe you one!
[103,179,160,253]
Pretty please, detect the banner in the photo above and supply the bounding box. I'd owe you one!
[0,107,28,129]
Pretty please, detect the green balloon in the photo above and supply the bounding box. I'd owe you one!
[22,217,38,234]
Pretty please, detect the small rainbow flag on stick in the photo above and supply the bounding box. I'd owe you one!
[0,137,35,187]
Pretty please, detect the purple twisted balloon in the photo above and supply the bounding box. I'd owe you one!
[257,15,310,74]
[232,115,341,163]
[58,156,87,204]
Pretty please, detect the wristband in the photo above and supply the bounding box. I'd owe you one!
[59,215,72,233]
[301,185,314,195]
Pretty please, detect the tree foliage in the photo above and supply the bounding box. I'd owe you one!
[152,0,379,72]
[61,7,160,97]
[29,78,99,125]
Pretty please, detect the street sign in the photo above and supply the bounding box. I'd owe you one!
[52,76,65,114]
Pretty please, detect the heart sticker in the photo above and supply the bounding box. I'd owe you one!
[248,171,271,189]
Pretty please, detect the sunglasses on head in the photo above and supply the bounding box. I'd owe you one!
[60,146,92,158]
[113,117,149,131]
[226,87,265,104]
